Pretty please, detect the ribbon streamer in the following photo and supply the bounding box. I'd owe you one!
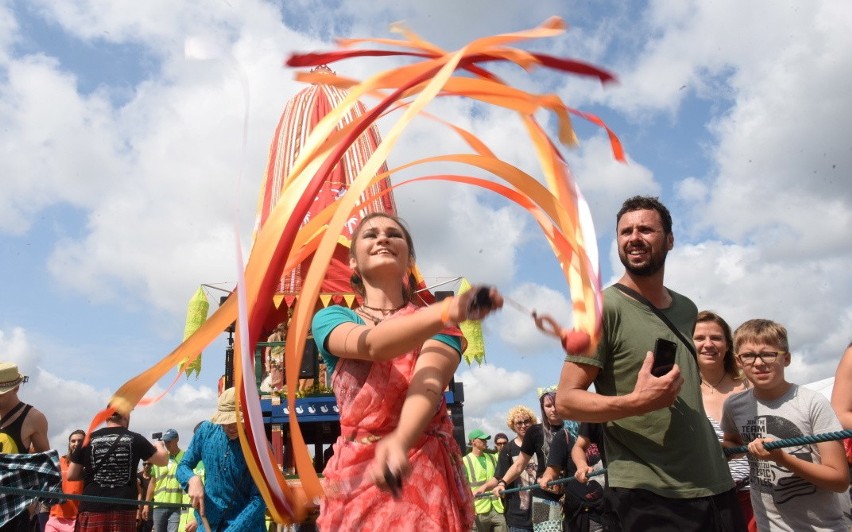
[90,17,624,523]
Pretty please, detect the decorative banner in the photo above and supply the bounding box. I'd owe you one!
[457,278,486,365]
[179,286,209,377]
[91,17,624,524]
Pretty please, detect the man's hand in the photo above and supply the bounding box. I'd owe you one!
[491,483,506,499]
[538,467,559,492]
[187,475,206,517]
[185,519,198,532]
[628,352,683,414]
[574,465,594,484]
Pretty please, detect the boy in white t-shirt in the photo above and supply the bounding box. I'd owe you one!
[721,319,850,531]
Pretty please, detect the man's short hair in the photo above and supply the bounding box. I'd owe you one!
[616,195,673,235]
[733,319,789,354]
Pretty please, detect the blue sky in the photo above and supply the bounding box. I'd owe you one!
[1,0,850,450]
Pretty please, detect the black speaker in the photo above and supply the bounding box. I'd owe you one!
[224,346,234,389]
[449,402,466,453]
[300,338,319,379]
[434,290,454,302]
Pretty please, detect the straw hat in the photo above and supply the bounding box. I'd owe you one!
[211,387,238,425]
[0,363,26,395]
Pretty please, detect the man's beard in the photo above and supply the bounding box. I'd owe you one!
[619,246,668,277]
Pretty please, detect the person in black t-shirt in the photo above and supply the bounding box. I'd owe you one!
[68,411,168,531]
[493,391,564,528]
[540,423,615,532]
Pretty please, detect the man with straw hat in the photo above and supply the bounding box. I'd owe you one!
[176,388,265,531]
[0,362,50,531]
[0,362,48,456]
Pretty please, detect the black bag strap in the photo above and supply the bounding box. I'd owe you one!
[613,283,698,362]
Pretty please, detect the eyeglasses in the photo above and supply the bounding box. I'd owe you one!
[737,351,785,365]
[513,419,532,426]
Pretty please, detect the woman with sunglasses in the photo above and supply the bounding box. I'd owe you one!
[474,406,538,531]
[493,392,565,531]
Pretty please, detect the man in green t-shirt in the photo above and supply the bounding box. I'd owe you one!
[557,196,746,531]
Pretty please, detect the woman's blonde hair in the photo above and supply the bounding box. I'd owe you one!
[505,405,538,432]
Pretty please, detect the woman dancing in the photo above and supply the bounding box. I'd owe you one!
[311,212,502,531]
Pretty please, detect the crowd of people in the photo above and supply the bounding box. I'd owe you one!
[0,379,260,532]
[2,198,852,532]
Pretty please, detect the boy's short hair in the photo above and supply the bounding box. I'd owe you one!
[733,319,789,354]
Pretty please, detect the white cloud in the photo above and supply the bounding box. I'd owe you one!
[497,283,572,353]
[456,364,534,416]
[35,371,216,454]
[0,326,35,368]
[666,241,852,384]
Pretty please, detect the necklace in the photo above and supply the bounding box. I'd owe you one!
[701,373,727,394]
[356,307,386,325]
[360,302,406,314]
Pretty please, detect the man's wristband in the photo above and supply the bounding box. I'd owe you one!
[497,479,506,487]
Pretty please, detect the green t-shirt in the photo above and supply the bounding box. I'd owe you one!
[565,285,733,498]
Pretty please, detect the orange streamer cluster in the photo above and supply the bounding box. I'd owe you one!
[92,17,624,524]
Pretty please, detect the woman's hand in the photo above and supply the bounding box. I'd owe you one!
[370,434,410,498]
[452,285,504,323]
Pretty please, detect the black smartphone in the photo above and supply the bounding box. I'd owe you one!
[467,286,493,316]
[151,432,163,440]
[383,469,402,499]
[652,338,678,377]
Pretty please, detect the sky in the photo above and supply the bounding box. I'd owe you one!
[1,0,850,452]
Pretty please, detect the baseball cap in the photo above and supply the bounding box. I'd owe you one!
[162,429,179,442]
[468,428,490,442]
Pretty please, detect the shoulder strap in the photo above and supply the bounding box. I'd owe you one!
[613,283,697,359]
[0,402,27,430]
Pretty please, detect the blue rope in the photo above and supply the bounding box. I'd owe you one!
[477,429,852,499]
[475,469,606,499]
[0,485,190,509]
[723,429,852,456]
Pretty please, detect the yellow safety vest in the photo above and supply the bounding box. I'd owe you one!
[152,450,185,505]
[463,452,504,515]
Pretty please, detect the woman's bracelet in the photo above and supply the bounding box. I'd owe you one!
[440,297,456,327]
